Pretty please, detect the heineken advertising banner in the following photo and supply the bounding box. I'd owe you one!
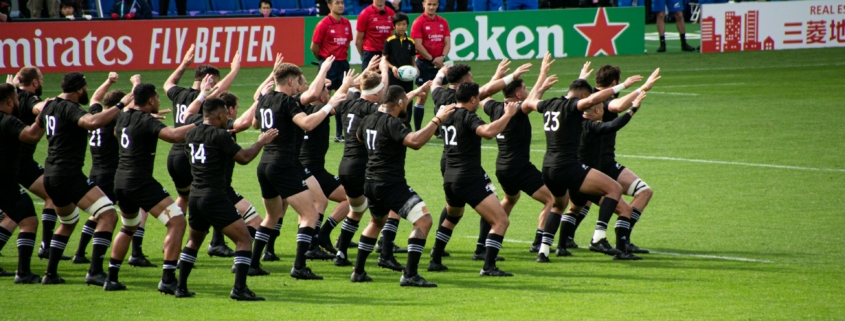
[303,7,644,66]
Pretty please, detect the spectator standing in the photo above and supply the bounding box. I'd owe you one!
[653,0,696,52]
[311,0,352,142]
[110,0,152,19]
[356,0,395,70]
[411,0,449,124]
[29,0,60,18]
[159,0,186,16]
[259,0,277,16]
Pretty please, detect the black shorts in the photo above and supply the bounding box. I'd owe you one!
[226,186,245,205]
[43,172,97,208]
[308,166,341,198]
[542,164,591,198]
[339,172,365,199]
[16,157,43,189]
[443,178,493,208]
[115,179,170,214]
[257,163,308,199]
[188,194,241,233]
[322,59,350,91]
[167,152,193,190]
[415,58,445,87]
[496,164,545,197]
[89,172,116,203]
[440,157,492,184]
[569,190,601,207]
[0,185,36,223]
[600,161,626,180]
[365,180,424,219]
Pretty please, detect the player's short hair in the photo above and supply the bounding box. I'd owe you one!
[360,71,381,91]
[259,0,272,7]
[274,63,303,85]
[194,65,220,81]
[103,90,126,108]
[218,91,239,109]
[446,64,471,84]
[503,78,524,99]
[133,83,158,106]
[595,65,621,87]
[383,85,406,106]
[568,79,593,97]
[0,83,16,103]
[17,66,40,86]
[202,98,227,116]
[455,82,479,103]
[61,72,87,93]
[393,12,409,26]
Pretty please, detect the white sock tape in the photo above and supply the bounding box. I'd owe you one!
[59,208,80,224]
[406,202,427,224]
[349,199,369,213]
[85,197,114,218]
[157,202,184,226]
[121,214,141,227]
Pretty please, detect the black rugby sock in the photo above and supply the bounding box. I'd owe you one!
[75,220,97,257]
[354,236,376,274]
[614,216,631,251]
[17,232,36,275]
[178,247,198,290]
[540,212,561,255]
[559,214,577,249]
[319,216,339,243]
[309,214,324,251]
[431,225,453,264]
[131,226,145,257]
[630,207,642,238]
[294,227,314,269]
[47,234,69,275]
[532,228,543,247]
[380,218,399,258]
[210,228,224,247]
[405,237,426,278]
[162,260,177,283]
[336,217,359,258]
[476,218,491,254]
[107,258,122,282]
[251,226,273,268]
[233,250,251,290]
[484,233,504,270]
[0,227,11,252]
[266,217,282,254]
[90,231,113,275]
[41,209,57,250]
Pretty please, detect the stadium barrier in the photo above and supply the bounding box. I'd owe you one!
[0,7,645,74]
[700,0,845,53]
[303,7,645,66]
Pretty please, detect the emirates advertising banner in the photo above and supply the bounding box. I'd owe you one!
[0,17,305,74]
[304,7,644,65]
[700,0,845,53]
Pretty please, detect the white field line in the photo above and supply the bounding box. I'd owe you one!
[658,82,745,88]
[463,236,773,263]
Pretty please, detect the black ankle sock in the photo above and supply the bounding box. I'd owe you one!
[266,218,282,254]
[381,218,399,258]
[178,247,198,290]
[252,226,273,268]
[131,226,145,257]
[542,212,562,247]
[47,234,69,275]
[484,233,504,270]
[233,250,251,290]
[294,227,314,269]
[354,235,376,274]
[76,220,97,256]
[162,260,177,283]
[680,33,687,44]
[16,232,36,275]
[532,228,543,246]
[405,237,426,277]
[41,209,57,250]
[107,258,122,282]
[0,227,11,252]
[559,214,577,248]
[659,35,666,44]
[337,218,359,258]
[431,225,453,264]
[614,217,631,251]
[210,228,224,247]
[476,218,491,254]
[90,231,113,275]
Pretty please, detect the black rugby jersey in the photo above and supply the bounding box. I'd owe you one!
[87,103,119,175]
[166,86,200,156]
[441,107,485,183]
[357,112,410,182]
[16,88,40,159]
[255,91,305,167]
[578,113,631,168]
[482,100,531,171]
[536,97,583,168]
[39,98,90,176]
[0,112,27,179]
[114,109,166,187]
[299,104,331,169]
[337,98,379,174]
[184,124,242,197]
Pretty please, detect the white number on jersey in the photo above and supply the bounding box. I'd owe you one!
[365,129,378,150]
[188,143,207,164]
[120,128,130,148]
[89,129,101,147]
[45,115,57,136]
[543,111,560,132]
[441,125,458,146]
[496,133,505,140]
[346,114,355,134]
[261,109,274,129]
[176,104,188,124]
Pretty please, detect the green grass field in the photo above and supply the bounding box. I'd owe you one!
[2,23,845,320]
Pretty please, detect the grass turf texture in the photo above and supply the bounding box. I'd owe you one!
[2,23,844,319]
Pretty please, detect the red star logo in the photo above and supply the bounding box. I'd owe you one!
[574,8,629,56]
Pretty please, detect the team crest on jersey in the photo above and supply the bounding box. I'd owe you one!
[301,180,307,187]
[582,165,590,170]
[304,168,311,175]
[439,24,444,30]
[425,26,430,30]
[616,163,622,169]
[330,29,335,34]
[485,185,492,192]
[334,176,340,181]
[408,187,415,193]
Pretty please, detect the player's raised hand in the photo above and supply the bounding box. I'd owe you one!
[436,103,456,120]
[640,68,661,91]
[494,59,512,79]
[632,91,647,108]
[366,55,382,72]
[230,50,241,71]
[321,55,337,72]
[257,128,279,145]
[579,61,593,80]
[260,81,274,96]
[342,69,357,87]
[107,72,119,84]
[328,92,347,106]
[200,74,218,96]
[541,52,555,74]
[5,74,14,84]
[513,63,532,79]
[130,74,142,87]
[272,53,285,73]
[504,101,520,116]
[181,44,195,67]
[152,109,171,119]
[119,91,134,107]
[623,75,643,88]
[541,74,559,91]
[438,64,451,75]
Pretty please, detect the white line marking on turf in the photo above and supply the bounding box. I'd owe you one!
[424,144,845,173]
[463,236,773,263]
[659,82,745,88]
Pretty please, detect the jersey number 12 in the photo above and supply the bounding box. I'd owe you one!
[441,125,457,146]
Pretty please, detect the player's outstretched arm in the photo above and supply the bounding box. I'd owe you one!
[608,68,659,113]
[18,122,45,144]
[210,50,240,99]
[403,103,455,149]
[231,101,259,133]
[479,62,531,100]
[407,81,432,103]
[523,52,555,112]
[234,128,278,164]
[336,68,358,95]
[591,92,646,135]
[77,92,131,130]
[293,91,347,131]
[90,72,119,106]
[476,101,519,139]
[578,75,641,111]
[185,75,218,117]
[301,55,335,106]
[163,44,195,93]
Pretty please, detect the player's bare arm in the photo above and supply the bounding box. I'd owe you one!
[522,52,555,112]
[163,43,195,93]
[608,68,660,113]
[300,56,335,106]
[233,128,278,164]
[209,50,241,98]
[292,91,347,131]
[476,101,518,139]
[18,123,45,144]
[577,75,641,111]
[404,103,455,149]
[89,72,120,106]
[479,62,531,100]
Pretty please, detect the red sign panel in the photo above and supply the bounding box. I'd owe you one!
[0,17,305,73]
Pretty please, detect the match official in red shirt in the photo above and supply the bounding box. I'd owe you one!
[311,0,352,141]
[411,0,450,117]
[356,0,395,70]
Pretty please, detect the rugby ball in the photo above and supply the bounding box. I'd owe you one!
[397,65,419,82]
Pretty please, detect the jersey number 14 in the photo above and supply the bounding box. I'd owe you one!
[188,143,207,164]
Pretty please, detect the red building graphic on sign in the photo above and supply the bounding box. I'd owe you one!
[763,36,775,50]
[743,10,761,51]
[724,11,743,51]
[701,16,722,52]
